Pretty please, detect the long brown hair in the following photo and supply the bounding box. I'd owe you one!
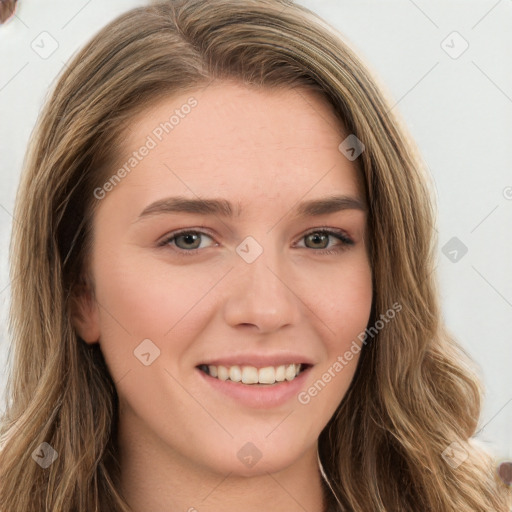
[1,1,510,510]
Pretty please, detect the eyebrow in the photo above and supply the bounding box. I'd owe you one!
[136,194,367,221]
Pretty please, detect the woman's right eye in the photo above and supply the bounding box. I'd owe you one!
[159,230,217,256]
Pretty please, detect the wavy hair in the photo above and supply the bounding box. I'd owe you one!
[1,0,510,510]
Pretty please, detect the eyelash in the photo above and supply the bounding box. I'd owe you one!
[158,227,354,257]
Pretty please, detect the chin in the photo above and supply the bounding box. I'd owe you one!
[195,433,312,477]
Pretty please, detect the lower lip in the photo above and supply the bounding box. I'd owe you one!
[196,366,312,409]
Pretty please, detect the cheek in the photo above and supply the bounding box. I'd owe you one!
[91,249,228,382]
[310,254,373,344]
[298,262,371,417]
[93,249,219,337]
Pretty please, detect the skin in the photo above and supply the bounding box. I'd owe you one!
[73,81,373,512]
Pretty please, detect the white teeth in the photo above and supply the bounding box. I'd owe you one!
[285,364,297,381]
[229,365,242,382]
[275,365,286,382]
[217,365,229,381]
[258,366,275,384]
[203,363,304,384]
[241,366,259,384]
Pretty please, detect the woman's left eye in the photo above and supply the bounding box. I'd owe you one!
[296,229,354,254]
[158,228,354,256]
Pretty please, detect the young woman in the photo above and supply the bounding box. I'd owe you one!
[1,0,510,510]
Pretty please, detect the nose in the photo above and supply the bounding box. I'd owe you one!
[222,243,302,334]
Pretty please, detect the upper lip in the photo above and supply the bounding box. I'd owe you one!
[197,353,315,368]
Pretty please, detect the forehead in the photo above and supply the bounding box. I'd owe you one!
[112,81,365,207]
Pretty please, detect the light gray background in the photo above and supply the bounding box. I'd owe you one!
[0,1,511,461]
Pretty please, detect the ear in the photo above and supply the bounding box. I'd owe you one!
[70,279,101,344]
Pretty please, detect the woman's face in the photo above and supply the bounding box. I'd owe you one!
[75,82,372,477]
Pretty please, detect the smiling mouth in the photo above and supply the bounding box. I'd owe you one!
[197,363,310,385]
